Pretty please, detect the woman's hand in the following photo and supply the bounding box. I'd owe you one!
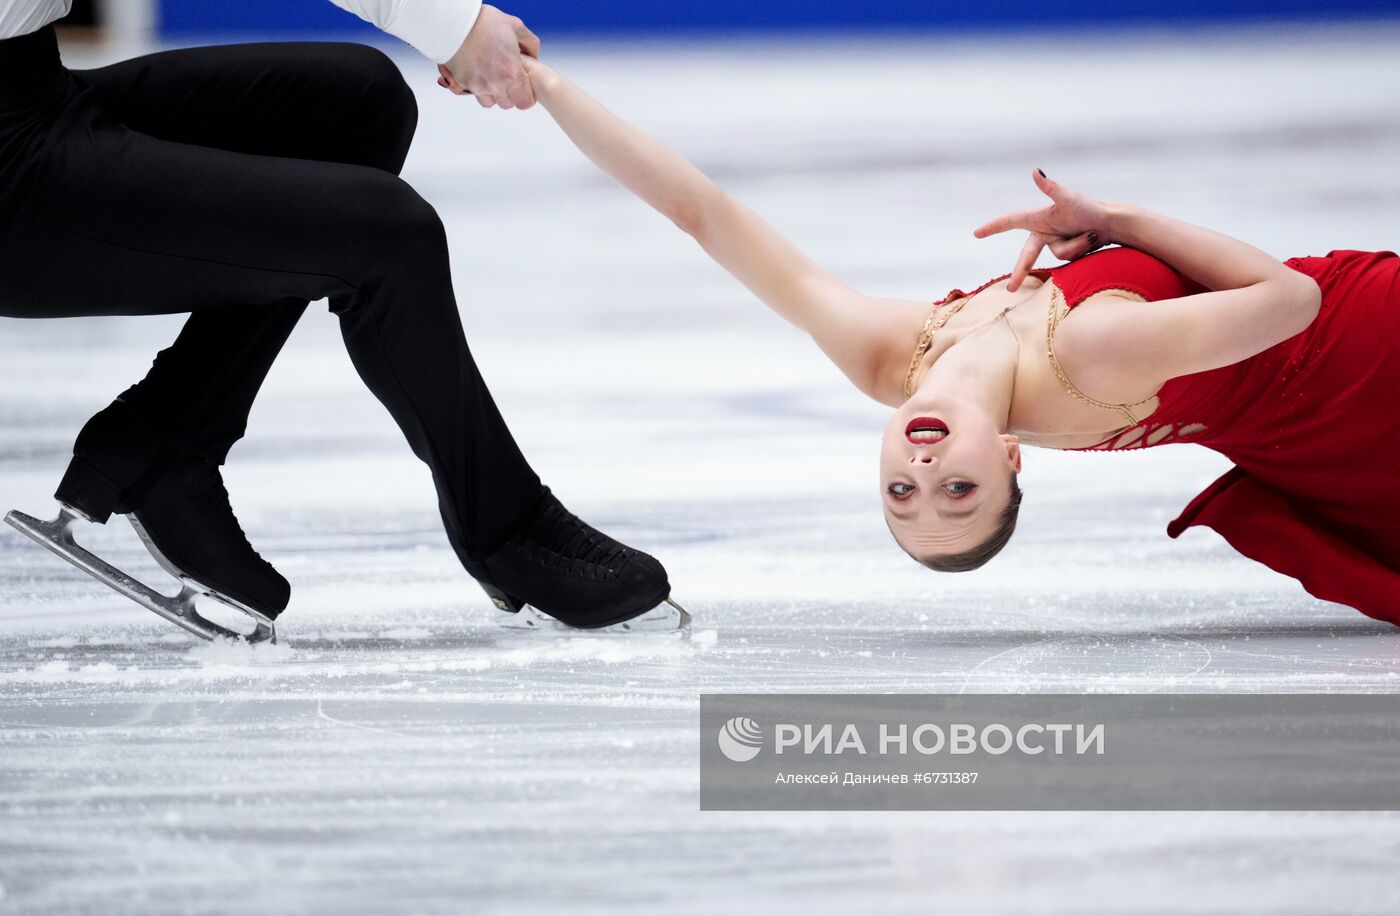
[973,170,1115,291]
[519,56,560,99]
[460,56,554,102]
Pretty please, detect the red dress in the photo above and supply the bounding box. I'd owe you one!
[944,247,1400,625]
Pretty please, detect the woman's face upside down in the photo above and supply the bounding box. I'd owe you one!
[880,392,1022,568]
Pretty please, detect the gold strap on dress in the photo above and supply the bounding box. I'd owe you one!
[902,288,990,399]
[904,300,955,399]
[1045,281,1155,429]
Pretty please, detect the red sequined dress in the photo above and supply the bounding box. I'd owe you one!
[943,246,1400,624]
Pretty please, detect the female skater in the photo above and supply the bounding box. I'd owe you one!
[0,4,682,642]
[520,57,1400,626]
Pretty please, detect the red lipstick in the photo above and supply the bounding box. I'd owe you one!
[905,416,949,444]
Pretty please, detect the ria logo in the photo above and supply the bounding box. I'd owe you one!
[717,716,763,762]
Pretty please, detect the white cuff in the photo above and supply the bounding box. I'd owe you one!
[383,0,484,64]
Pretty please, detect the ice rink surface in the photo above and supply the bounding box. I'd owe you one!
[3,20,1400,914]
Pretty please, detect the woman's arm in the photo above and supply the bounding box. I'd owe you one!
[525,59,920,403]
[975,171,1321,389]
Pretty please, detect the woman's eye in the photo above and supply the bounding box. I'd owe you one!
[887,483,915,497]
[944,481,976,497]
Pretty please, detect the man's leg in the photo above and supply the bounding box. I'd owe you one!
[4,63,672,628]
[69,43,419,480]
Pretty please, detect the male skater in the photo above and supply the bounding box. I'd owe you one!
[0,1,685,641]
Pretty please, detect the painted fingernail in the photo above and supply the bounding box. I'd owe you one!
[1038,168,1047,178]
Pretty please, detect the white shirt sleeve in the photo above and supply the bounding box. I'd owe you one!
[328,0,484,64]
[0,1,72,39]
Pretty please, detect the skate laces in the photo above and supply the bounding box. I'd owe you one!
[190,462,269,565]
[525,499,631,575]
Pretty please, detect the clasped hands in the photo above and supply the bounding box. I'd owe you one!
[435,4,540,109]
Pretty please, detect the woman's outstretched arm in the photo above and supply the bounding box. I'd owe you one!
[524,58,921,403]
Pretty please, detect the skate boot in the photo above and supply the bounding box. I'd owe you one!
[478,489,689,633]
[4,409,285,643]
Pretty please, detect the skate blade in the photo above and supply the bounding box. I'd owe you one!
[496,596,692,634]
[125,513,278,642]
[4,504,276,645]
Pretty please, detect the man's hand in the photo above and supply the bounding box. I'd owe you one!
[437,5,541,109]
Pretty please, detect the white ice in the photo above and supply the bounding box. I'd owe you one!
[3,20,1400,915]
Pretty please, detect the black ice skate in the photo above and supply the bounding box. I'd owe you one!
[5,454,287,644]
[478,489,689,633]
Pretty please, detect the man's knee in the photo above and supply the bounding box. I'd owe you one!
[330,177,448,315]
[329,43,419,171]
[366,177,448,264]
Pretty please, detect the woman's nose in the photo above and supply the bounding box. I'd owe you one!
[909,454,938,467]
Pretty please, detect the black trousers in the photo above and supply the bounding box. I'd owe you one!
[0,27,544,571]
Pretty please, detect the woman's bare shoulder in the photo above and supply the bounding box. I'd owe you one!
[861,295,944,406]
[1051,290,1165,407]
